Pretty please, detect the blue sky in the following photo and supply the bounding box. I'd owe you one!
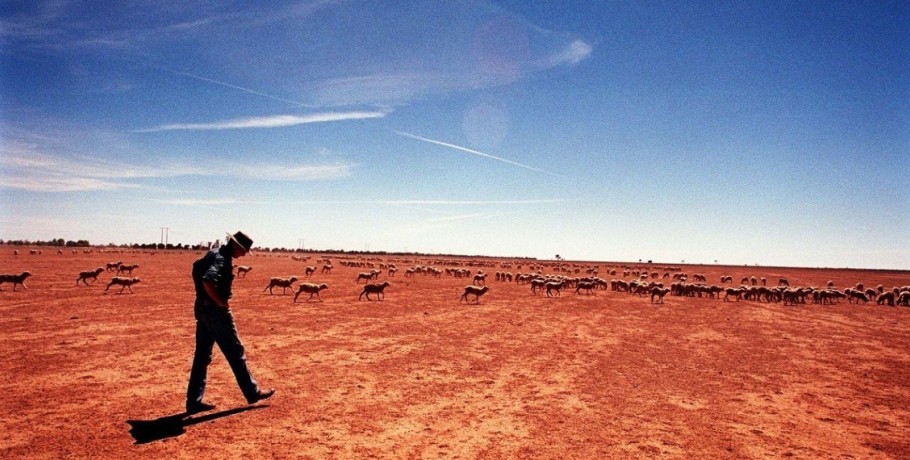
[1,1,907,268]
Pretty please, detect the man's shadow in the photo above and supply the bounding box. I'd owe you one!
[126,405,267,444]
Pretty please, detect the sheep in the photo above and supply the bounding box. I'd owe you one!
[760,277,767,286]
[877,292,895,306]
[473,273,487,286]
[0,271,32,291]
[263,276,298,295]
[823,290,846,304]
[545,280,564,297]
[530,278,547,295]
[105,277,141,294]
[461,285,490,304]
[782,289,801,306]
[778,277,789,286]
[359,281,390,301]
[650,286,670,304]
[76,268,104,286]
[293,283,329,303]
[846,290,869,304]
[117,264,139,275]
[321,264,333,274]
[723,287,745,302]
[812,289,840,305]
[897,291,910,307]
[12,250,18,255]
[304,266,317,276]
[720,276,733,284]
[388,267,397,277]
[236,265,253,277]
[355,272,375,283]
[575,281,595,295]
[106,261,122,272]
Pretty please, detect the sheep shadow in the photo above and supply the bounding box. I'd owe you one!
[126,405,266,444]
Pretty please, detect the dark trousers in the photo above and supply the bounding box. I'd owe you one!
[186,303,258,405]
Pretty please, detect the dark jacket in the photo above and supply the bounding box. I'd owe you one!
[192,246,234,305]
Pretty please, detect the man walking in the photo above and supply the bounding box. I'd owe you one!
[186,231,274,414]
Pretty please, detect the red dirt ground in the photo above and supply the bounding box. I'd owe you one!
[1,249,908,458]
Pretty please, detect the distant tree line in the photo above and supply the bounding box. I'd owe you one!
[1,238,91,247]
[0,239,539,261]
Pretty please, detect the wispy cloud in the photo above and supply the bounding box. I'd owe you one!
[232,163,355,181]
[424,212,491,223]
[0,137,200,192]
[0,125,355,192]
[393,130,563,177]
[291,199,566,205]
[539,40,592,68]
[384,199,565,205]
[0,175,138,193]
[313,73,444,107]
[154,198,267,208]
[137,111,388,132]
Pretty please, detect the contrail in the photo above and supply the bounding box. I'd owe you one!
[170,70,319,108]
[129,58,319,108]
[392,130,564,177]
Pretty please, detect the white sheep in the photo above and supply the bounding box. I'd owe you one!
[293,283,329,303]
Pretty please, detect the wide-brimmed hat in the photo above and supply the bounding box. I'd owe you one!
[226,231,254,251]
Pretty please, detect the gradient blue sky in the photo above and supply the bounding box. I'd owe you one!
[1,1,907,268]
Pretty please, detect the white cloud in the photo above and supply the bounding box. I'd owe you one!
[232,163,355,181]
[383,199,564,205]
[155,198,266,207]
[551,40,592,66]
[0,125,354,192]
[136,111,388,132]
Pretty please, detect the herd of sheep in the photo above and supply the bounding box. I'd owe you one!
[2,250,909,308]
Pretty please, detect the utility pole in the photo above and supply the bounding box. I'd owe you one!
[160,227,169,245]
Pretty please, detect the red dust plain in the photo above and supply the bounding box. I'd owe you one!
[1,248,908,458]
